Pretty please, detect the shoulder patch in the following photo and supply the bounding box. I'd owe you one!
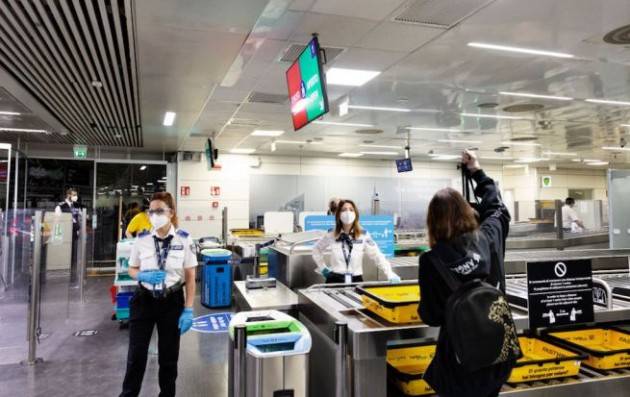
[137,230,151,238]
[176,229,189,238]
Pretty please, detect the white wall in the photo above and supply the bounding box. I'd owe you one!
[176,153,504,239]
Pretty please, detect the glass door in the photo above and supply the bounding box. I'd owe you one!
[93,162,166,267]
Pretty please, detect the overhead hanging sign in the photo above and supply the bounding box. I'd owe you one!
[527,259,594,329]
[73,145,88,159]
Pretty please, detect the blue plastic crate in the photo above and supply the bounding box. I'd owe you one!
[116,292,134,309]
[201,263,232,308]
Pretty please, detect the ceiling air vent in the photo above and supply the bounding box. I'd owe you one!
[355,129,384,135]
[279,44,345,63]
[228,118,262,128]
[510,136,538,142]
[604,24,630,44]
[392,0,493,29]
[247,91,288,105]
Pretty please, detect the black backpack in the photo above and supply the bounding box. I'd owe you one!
[433,255,521,372]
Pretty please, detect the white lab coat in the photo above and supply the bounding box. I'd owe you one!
[129,225,198,289]
[562,205,583,232]
[312,231,395,278]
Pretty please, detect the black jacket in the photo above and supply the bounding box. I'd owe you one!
[418,169,512,397]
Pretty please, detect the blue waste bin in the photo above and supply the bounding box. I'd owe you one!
[200,249,232,308]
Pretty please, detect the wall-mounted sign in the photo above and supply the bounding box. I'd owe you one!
[212,201,219,208]
[180,186,190,196]
[211,186,221,196]
[541,175,552,188]
[73,145,88,159]
[527,259,594,329]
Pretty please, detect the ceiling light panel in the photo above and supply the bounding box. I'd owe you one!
[163,111,176,126]
[0,111,21,116]
[543,151,578,156]
[251,130,285,137]
[499,91,573,101]
[326,68,381,87]
[602,146,630,152]
[586,99,630,107]
[360,151,400,156]
[462,112,529,120]
[348,105,411,112]
[467,42,575,58]
[338,153,364,158]
[502,141,541,147]
[230,148,256,154]
[313,121,375,128]
[0,127,48,134]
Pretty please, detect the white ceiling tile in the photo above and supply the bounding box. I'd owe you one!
[328,47,407,71]
[290,13,378,47]
[357,21,442,52]
[311,0,407,21]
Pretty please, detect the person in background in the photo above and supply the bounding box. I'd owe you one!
[562,197,585,233]
[313,199,401,284]
[55,188,81,282]
[120,192,197,397]
[327,197,340,216]
[126,198,151,239]
[123,202,141,230]
[418,150,513,397]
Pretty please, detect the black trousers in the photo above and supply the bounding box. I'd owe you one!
[120,288,185,397]
[325,273,363,284]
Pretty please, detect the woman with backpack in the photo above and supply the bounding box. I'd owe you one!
[418,150,518,397]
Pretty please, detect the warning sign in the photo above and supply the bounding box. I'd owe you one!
[527,260,594,329]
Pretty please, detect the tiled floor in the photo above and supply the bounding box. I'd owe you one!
[0,274,229,397]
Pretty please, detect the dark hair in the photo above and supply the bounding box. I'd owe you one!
[427,188,479,247]
[129,202,139,210]
[328,198,339,215]
[66,188,77,197]
[151,192,179,227]
[565,197,575,205]
[334,199,362,240]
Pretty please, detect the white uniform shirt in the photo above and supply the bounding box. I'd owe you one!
[562,205,580,229]
[312,231,394,277]
[130,226,198,289]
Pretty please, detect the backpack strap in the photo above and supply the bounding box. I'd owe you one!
[430,252,463,293]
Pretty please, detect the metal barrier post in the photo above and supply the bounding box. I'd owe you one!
[335,321,349,397]
[222,207,228,246]
[23,210,43,365]
[234,324,247,397]
[79,209,87,303]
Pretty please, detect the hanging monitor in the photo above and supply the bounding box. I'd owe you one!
[396,158,413,173]
[286,36,329,131]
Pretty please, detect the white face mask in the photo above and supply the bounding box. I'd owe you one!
[70,195,78,202]
[340,211,356,226]
[150,214,170,229]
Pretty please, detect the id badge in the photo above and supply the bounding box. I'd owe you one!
[153,283,164,291]
[344,272,353,285]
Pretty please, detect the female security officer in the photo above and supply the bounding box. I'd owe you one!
[120,192,197,397]
[312,199,400,284]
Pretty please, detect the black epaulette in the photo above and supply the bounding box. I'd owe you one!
[176,229,189,238]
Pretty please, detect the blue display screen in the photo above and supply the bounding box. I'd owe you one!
[396,158,413,173]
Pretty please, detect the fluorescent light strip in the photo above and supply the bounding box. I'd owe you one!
[588,161,609,166]
[602,146,630,152]
[430,154,460,161]
[360,151,399,156]
[276,140,306,144]
[0,127,48,134]
[163,111,176,126]
[500,91,573,101]
[462,112,529,120]
[338,153,364,158]
[504,164,527,169]
[230,148,255,154]
[502,141,541,147]
[326,68,381,87]
[348,105,410,113]
[251,130,284,137]
[467,42,575,59]
[514,158,545,163]
[313,121,375,128]
[409,127,461,132]
[0,111,20,116]
[438,139,482,144]
[621,124,630,128]
[585,99,630,107]
[583,159,601,163]
[543,151,578,156]
[360,144,401,150]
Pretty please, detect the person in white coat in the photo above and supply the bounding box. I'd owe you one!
[312,199,401,284]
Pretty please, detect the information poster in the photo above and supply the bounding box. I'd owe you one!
[527,260,594,329]
[304,215,395,258]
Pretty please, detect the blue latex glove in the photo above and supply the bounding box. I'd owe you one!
[388,274,401,283]
[321,267,332,278]
[137,270,166,285]
[179,308,194,335]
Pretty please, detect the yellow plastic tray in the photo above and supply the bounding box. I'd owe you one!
[546,328,630,370]
[230,229,264,237]
[508,337,584,383]
[387,342,436,396]
[357,284,420,324]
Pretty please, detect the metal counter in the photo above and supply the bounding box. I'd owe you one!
[233,280,298,314]
[506,231,609,250]
[299,281,630,397]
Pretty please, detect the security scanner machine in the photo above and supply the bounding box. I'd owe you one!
[228,310,311,397]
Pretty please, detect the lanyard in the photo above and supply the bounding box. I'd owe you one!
[340,237,353,270]
[152,235,173,296]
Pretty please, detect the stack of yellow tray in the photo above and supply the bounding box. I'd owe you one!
[230,229,265,237]
[387,342,436,396]
[508,336,584,383]
[546,327,630,370]
[356,284,420,324]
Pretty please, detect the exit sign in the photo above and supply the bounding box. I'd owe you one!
[73,145,88,159]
